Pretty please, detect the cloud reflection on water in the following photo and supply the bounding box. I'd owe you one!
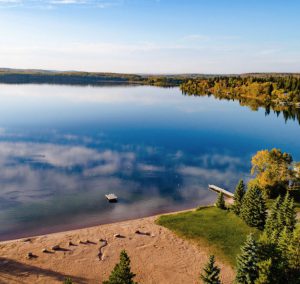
[0,137,248,240]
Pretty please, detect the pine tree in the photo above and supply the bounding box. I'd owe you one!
[277,226,291,262]
[280,193,296,233]
[232,179,246,215]
[236,234,260,284]
[264,193,296,242]
[103,250,137,284]
[215,192,226,210]
[255,258,272,284]
[287,229,300,279]
[200,255,221,284]
[264,196,282,240]
[240,185,267,229]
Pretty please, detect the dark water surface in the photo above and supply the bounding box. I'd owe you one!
[0,84,299,240]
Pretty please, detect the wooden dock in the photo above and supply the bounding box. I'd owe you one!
[208,184,234,198]
[105,193,118,202]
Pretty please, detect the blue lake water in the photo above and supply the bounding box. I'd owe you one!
[0,84,299,240]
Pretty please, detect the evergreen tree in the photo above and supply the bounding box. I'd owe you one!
[215,192,226,210]
[277,226,291,262]
[103,250,137,284]
[280,192,296,232]
[232,179,246,215]
[236,234,259,284]
[240,185,267,229]
[63,278,73,284]
[264,193,296,242]
[200,255,221,284]
[255,258,272,284]
[264,196,282,240]
[287,229,300,282]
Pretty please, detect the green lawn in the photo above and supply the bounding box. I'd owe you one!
[157,206,260,266]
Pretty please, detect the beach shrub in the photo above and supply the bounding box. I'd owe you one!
[63,278,73,284]
[103,250,137,284]
[232,179,245,215]
[215,192,226,210]
[240,185,267,230]
[200,255,221,284]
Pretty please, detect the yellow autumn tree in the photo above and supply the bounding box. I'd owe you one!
[249,148,293,198]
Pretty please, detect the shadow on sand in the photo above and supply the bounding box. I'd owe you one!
[0,257,88,283]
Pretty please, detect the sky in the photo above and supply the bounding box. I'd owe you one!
[0,0,300,74]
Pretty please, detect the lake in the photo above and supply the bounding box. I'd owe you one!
[0,84,299,240]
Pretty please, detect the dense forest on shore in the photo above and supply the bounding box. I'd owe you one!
[180,75,300,124]
[180,76,300,106]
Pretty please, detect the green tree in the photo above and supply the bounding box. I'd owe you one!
[240,185,267,229]
[280,192,296,232]
[264,193,296,242]
[277,227,291,263]
[255,258,272,284]
[103,250,137,284]
[200,255,221,284]
[286,229,300,282]
[264,196,283,241]
[232,179,246,215]
[215,192,226,210]
[236,234,259,284]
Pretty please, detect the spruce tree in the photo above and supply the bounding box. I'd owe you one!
[264,196,282,240]
[200,255,221,284]
[232,179,246,215]
[236,234,259,284]
[240,185,267,229]
[103,250,137,284]
[264,193,296,242]
[277,226,291,262]
[280,193,296,233]
[215,192,226,210]
[287,229,300,279]
[255,259,272,284]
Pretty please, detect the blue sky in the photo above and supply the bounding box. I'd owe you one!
[0,0,300,73]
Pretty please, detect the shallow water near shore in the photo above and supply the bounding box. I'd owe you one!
[0,84,299,241]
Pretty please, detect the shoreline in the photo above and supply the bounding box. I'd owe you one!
[0,203,212,243]
[0,207,199,245]
[0,206,235,284]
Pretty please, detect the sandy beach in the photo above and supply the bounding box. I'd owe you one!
[0,212,235,284]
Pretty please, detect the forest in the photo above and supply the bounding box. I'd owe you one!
[180,76,300,105]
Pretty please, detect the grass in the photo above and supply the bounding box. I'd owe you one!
[156,206,260,266]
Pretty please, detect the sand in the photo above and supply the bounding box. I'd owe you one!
[0,213,235,284]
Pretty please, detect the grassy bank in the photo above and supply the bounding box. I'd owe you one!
[157,206,260,266]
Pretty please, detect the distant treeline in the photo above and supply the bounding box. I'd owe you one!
[180,76,300,104]
[180,76,300,124]
[1,69,300,90]
[0,69,187,87]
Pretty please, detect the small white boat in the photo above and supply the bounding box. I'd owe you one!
[105,193,118,202]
